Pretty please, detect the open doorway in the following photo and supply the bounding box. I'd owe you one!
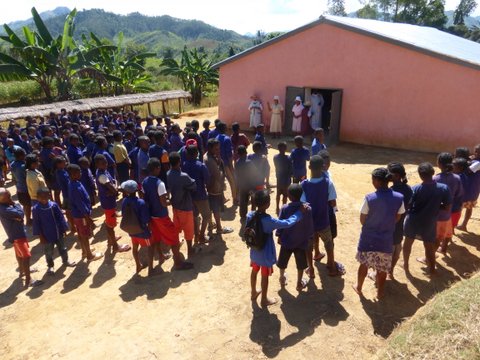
[284,86,342,146]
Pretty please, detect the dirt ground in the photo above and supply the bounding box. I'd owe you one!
[1,107,479,360]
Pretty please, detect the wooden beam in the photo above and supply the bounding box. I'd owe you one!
[178,98,182,114]
[162,101,167,116]
[147,102,152,115]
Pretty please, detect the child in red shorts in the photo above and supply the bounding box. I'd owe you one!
[167,152,197,258]
[142,158,192,270]
[95,154,130,253]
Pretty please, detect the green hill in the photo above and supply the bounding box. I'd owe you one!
[2,8,252,58]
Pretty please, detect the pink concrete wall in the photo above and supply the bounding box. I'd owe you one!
[218,23,480,152]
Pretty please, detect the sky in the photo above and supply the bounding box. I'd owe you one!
[1,0,478,34]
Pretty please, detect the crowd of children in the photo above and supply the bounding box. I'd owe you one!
[0,109,478,308]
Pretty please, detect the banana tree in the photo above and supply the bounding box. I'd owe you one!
[160,46,218,105]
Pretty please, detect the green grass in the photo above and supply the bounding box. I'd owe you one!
[377,274,480,360]
[0,81,43,105]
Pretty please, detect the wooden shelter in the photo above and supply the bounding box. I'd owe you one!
[0,90,191,122]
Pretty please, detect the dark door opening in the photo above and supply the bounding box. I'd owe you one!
[284,86,342,146]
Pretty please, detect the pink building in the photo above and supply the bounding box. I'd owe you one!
[215,16,480,152]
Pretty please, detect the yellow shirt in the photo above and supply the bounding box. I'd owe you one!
[113,142,129,164]
[26,170,47,201]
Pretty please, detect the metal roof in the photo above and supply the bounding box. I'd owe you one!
[214,15,480,71]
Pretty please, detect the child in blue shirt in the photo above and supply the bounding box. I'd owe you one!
[79,157,97,206]
[301,155,343,278]
[32,189,76,274]
[54,155,75,234]
[248,190,305,307]
[290,136,310,183]
[10,148,31,225]
[200,120,210,150]
[276,184,313,292]
[273,142,292,215]
[254,124,269,155]
[311,128,327,156]
[353,168,404,299]
[403,162,451,276]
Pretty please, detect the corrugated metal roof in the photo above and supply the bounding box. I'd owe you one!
[214,15,480,71]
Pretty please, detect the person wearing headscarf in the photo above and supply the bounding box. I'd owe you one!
[291,96,304,134]
[267,96,284,138]
[248,95,263,128]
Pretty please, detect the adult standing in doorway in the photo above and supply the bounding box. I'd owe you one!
[249,95,263,129]
[292,96,304,135]
[309,92,325,131]
[267,96,284,138]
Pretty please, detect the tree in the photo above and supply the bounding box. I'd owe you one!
[160,46,218,105]
[228,46,236,57]
[357,3,380,19]
[327,0,347,16]
[454,0,478,25]
[252,30,266,46]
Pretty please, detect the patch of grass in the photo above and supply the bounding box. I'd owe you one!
[0,81,43,105]
[377,274,480,360]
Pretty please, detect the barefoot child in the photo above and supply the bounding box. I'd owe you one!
[273,142,292,215]
[433,153,463,255]
[276,184,313,292]
[32,188,76,274]
[67,164,103,262]
[0,188,42,287]
[403,163,451,275]
[248,190,305,306]
[387,162,412,279]
[352,168,404,299]
[302,156,343,277]
[94,154,131,253]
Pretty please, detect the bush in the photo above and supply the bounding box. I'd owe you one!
[0,81,43,105]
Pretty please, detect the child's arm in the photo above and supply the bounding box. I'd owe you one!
[53,203,69,234]
[263,210,303,233]
[360,197,368,225]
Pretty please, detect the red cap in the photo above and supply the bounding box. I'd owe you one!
[186,139,197,147]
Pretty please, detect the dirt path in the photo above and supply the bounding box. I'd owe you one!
[1,107,479,360]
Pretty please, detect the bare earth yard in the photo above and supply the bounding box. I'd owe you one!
[0,107,479,360]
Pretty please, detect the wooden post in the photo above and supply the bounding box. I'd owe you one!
[162,101,167,116]
[178,98,182,114]
[147,102,152,115]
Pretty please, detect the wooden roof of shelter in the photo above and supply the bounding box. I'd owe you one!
[0,90,191,121]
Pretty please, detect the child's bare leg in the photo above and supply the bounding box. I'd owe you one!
[186,240,193,258]
[305,249,314,278]
[424,242,437,275]
[24,204,31,226]
[260,274,276,306]
[402,237,414,273]
[275,190,281,215]
[251,268,261,300]
[376,271,387,299]
[439,237,451,254]
[296,269,307,291]
[106,227,116,249]
[314,233,321,258]
[458,208,472,231]
[22,257,31,288]
[132,243,143,273]
[148,246,159,276]
[326,248,335,274]
[65,210,75,235]
[279,268,287,287]
[199,214,208,241]
[16,255,23,277]
[352,263,367,295]
[213,212,222,233]
[389,244,402,279]
[54,190,61,206]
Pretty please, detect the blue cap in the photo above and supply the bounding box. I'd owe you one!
[120,180,138,194]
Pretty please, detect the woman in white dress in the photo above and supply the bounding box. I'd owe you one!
[248,95,263,128]
[291,96,304,134]
[309,92,325,131]
[267,95,284,138]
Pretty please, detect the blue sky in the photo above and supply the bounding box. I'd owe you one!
[1,0,477,34]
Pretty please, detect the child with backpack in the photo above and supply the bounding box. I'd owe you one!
[245,189,306,307]
[276,184,314,292]
[120,180,157,276]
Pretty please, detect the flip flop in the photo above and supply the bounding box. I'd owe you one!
[88,252,104,262]
[115,244,131,253]
[296,278,308,292]
[416,257,428,265]
[218,227,234,234]
[328,262,346,276]
[314,253,326,262]
[29,279,44,287]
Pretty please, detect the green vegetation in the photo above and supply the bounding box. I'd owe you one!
[160,47,218,105]
[377,274,480,359]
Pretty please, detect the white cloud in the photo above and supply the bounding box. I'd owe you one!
[0,0,477,35]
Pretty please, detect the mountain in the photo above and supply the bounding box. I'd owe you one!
[2,8,251,57]
[5,7,70,29]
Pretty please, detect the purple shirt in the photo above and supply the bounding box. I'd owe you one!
[169,133,184,152]
[434,172,463,219]
[276,201,313,250]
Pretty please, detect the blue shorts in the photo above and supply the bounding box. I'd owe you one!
[403,215,436,243]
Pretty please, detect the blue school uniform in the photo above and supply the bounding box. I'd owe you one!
[358,189,404,253]
[81,167,96,198]
[68,180,92,218]
[0,203,26,242]
[121,196,151,238]
[136,149,150,184]
[289,147,310,180]
[96,149,116,178]
[277,202,314,250]
[254,132,268,155]
[273,154,292,188]
[182,159,210,201]
[169,133,184,152]
[404,181,451,243]
[96,169,117,210]
[10,160,28,193]
[142,176,169,218]
[200,129,210,149]
[67,145,83,165]
[208,128,219,140]
[391,181,413,244]
[248,211,302,267]
[247,153,270,188]
[129,147,140,182]
[216,133,233,165]
[32,200,69,242]
[55,169,70,203]
[311,139,327,156]
[434,172,463,219]
[301,175,337,231]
